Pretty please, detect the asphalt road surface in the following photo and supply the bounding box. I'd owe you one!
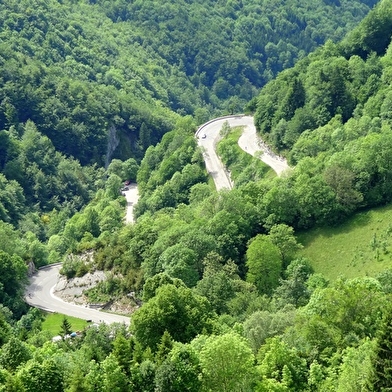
[197,115,289,191]
[25,264,130,325]
[25,184,139,324]
[123,183,139,224]
[26,116,286,324]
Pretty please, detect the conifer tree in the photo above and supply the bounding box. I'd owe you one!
[155,330,174,365]
[59,316,72,339]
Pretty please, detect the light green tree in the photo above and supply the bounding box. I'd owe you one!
[17,358,64,392]
[0,336,32,372]
[246,235,282,295]
[256,337,308,391]
[336,339,376,392]
[101,354,129,392]
[198,332,256,392]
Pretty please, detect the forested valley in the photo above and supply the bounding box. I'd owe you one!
[1,0,392,390]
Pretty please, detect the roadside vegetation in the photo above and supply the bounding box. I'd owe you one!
[217,124,274,185]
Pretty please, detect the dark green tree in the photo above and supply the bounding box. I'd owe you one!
[112,334,134,375]
[371,304,392,391]
[155,330,174,365]
[155,344,202,392]
[131,284,215,351]
[59,316,72,339]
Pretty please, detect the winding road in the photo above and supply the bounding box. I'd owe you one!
[197,115,289,191]
[25,115,287,323]
[25,264,130,325]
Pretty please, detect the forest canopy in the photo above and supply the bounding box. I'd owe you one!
[2,0,392,390]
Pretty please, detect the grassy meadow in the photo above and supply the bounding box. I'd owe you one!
[42,313,88,336]
[297,204,392,281]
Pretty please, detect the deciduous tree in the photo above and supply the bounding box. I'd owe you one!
[131,284,215,351]
[246,235,282,295]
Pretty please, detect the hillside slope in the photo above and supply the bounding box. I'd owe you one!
[0,0,378,167]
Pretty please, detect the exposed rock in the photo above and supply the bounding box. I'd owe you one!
[53,270,107,306]
[53,269,139,315]
[27,261,36,277]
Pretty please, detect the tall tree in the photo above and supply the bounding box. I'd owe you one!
[197,332,256,392]
[59,316,72,339]
[246,235,282,295]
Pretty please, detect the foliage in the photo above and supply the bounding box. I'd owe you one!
[142,273,186,302]
[154,343,202,392]
[94,0,376,110]
[0,250,27,317]
[131,284,215,351]
[256,337,308,391]
[196,332,256,392]
[246,235,283,295]
[2,1,392,391]
[371,303,392,391]
[302,277,387,350]
[249,1,392,234]
[0,336,32,372]
[243,306,297,354]
[194,253,239,314]
[59,317,72,339]
[217,126,273,185]
[273,258,314,308]
[17,358,65,392]
[298,203,392,280]
[335,339,375,392]
[135,129,206,217]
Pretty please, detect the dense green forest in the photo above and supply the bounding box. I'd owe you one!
[0,0,377,165]
[2,0,392,390]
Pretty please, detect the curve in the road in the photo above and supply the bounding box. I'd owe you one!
[26,264,130,325]
[26,116,285,325]
[197,115,289,191]
[25,183,139,324]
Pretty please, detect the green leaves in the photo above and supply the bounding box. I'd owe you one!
[131,284,215,351]
[197,333,256,392]
[246,235,283,295]
[0,250,27,316]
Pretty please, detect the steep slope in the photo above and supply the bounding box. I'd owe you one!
[0,0,378,166]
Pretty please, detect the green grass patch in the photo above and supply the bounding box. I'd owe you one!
[42,313,88,336]
[217,127,275,186]
[298,204,392,281]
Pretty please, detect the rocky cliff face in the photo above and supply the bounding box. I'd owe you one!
[54,270,107,306]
